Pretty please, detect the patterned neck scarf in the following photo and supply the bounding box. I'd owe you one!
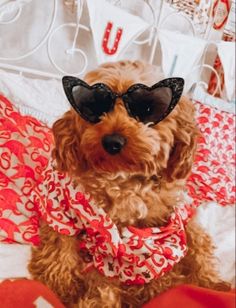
[36,161,191,285]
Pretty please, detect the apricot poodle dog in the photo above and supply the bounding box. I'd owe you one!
[29,61,229,307]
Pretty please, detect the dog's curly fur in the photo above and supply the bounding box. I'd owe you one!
[29,61,230,307]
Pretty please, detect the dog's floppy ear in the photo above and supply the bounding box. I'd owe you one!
[52,110,87,174]
[165,97,199,182]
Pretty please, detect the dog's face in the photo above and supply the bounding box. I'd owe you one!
[53,61,198,181]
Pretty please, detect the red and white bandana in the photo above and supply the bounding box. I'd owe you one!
[35,163,190,285]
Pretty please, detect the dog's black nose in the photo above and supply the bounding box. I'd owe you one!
[102,134,126,155]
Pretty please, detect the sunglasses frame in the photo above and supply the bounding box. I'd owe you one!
[62,76,184,125]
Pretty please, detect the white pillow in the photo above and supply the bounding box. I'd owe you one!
[0,69,70,126]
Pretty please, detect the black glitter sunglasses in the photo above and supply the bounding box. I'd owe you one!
[62,76,184,125]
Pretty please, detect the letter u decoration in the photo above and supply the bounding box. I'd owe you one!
[102,21,123,55]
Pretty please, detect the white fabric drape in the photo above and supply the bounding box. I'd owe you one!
[86,0,149,64]
[217,41,235,102]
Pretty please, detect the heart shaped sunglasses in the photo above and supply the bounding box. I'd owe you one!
[62,76,184,125]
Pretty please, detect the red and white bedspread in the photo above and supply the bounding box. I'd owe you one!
[0,91,235,285]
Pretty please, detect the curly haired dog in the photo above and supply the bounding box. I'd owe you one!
[29,61,230,307]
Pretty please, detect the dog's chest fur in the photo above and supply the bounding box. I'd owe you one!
[77,172,185,228]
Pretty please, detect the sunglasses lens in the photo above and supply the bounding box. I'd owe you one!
[72,85,114,123]
[124,87,172,124]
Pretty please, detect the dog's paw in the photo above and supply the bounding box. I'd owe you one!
[208,280,232,292]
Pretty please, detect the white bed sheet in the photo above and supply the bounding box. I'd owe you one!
[0,71,235,287]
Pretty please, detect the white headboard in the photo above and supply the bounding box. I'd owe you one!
[0,0,235,107]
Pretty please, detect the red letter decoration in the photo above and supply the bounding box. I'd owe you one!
[102,22,123,55]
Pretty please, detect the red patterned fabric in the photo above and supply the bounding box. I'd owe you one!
[187,101,235,206]
[0,95,53,245]
[0,95,190,285]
